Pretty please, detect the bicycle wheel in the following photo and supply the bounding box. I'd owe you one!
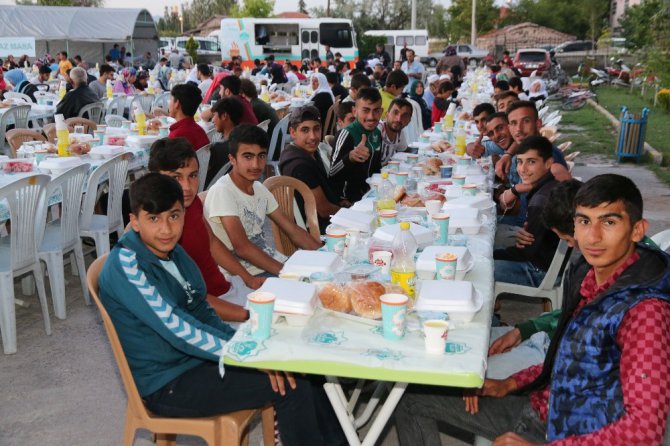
[561,98,587,111]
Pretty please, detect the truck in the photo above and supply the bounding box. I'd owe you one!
[424,43,489,67]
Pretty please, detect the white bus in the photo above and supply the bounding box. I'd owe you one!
[219,18,358,67]
[364,29,429,62]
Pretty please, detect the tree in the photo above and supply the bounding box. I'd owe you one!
[298,0,307,14]
[183,0,236,29]
[233,0,274,18]
[185,36,199,63]
[510,0,609,40]
[619,0,660,49]
[446,0,498,42]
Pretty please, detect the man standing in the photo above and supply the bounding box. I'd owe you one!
[168,83,210,150]
[280,106,348,234]
[109,44,120,62]
[329,87,383,203]
[379,98,413,165]
[400,49,424,91]
[374,43,392,68]
[57,51,73,78]
[88,64,115,99]
[55,67,99,119]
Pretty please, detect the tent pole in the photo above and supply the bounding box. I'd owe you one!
[66,40,69,56]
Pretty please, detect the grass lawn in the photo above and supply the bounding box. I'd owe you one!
[556,85,670,184]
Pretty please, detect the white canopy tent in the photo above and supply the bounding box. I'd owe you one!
[0,5,158,65]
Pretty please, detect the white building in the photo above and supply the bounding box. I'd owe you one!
[610,0,643,32]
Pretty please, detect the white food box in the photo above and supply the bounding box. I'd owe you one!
[444,195,494,210]
[416,246,473,273]
[280,250,343,277]
[373,222,435,248]
[69,133,94,143]
[104,127,129,136]
[126,135,160,148]
[89,145,125,159]
[351,198,375,213]
[256,278,317,316]
[39,156,84,175]
[415,280,483,322]
[465,174,487,185]
[330,208,376,233]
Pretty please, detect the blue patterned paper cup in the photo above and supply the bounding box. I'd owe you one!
[380,293,409,341]
[432,213,450,244]
[394,171,409,186]
[440,165,453,178]
[326,229,347,255]
[247,292,275,340]
[378,209,398,226]
[436,252,458,280]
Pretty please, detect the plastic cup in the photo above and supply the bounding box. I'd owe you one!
[325,229,347,255]
[451,175,466,186]
[423,320,449,354]
[406,154,419,164]
[436,252,458,280]
[432,213,450,244]
[394,171,408,186]
[378,209,398,226]
[247,292,276,340]
[462,184,478,196]
[425,199,442,216]
[433,121,443,133]
[380,293,409,341]
[387,160,400,172]
[372,250,392,275]
[121,120,131,129]
[458,156,472,166]
[159,126,169,137]
[159,116,169,125]
[440,165,453,178]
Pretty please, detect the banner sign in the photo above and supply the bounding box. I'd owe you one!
[0,37,36,57]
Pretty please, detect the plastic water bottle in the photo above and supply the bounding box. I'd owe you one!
[55,114,70,157]
[391,222,418,298]
[260,85,270,102]
[134,103,147,136]
[58,82,66,100]
[377,172,396,211]
[106,79,113,99]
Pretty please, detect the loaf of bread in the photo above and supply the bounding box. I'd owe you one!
[423,157,443,176]
[348,281,385,319]
[318,283,352,313]
[393,185,406,202]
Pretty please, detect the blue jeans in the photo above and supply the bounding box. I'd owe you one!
[494,259,547,288]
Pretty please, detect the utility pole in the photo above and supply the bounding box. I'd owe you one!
[471,0,477,45]
[411,0,417,29]
[327,0,330,16]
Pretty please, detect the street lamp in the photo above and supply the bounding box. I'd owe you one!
[179,14,183,34]
[471,0,476,46]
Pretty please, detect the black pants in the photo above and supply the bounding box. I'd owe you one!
[144,363,346,446]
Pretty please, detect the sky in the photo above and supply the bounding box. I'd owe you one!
[0,0,453,19]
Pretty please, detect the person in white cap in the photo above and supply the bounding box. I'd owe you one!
[424,74,439,109]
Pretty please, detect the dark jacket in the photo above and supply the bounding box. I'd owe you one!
[55,84,99,119]
[279,143,339,234]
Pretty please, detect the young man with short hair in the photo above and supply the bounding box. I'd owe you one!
[342,72,371,103]
[89,64,115,99]
[334,101,355,130]
[467,102,497,158]
[329,87,384,202]
[325,71,348,101]
[36,65,52,83]
[239,78,278,135]
[380,70,409,119]
[206,97,243,188]
[99,173,344,444]
[400,48,424,91]
[57,51,73,77]
[431,79,455,125]
[168,83,210,150]
[201,75,258,126]
[508,77,528,100]
[279,106,349,233]
[148,139,264,320]
[196,64,213,97]
[496,90,519,113]
[379,98,413,165]
[205,124,322,277]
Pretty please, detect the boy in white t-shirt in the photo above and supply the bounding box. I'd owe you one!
[204,124,322,276]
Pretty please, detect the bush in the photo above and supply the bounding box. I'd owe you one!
[185,36,199,64]
[657,88,670,111]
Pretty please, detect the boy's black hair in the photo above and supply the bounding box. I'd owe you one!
[385,70,409,89]
[98,64,115,76]
[388,97,413,115]
[506,100,538,120]
[219,74,241,95]
[356,87,382,104]
[496,90,519,102]
[485,111,508,123]
[239,78,258,99]
[508,76,524,91]
[437,80,454,94]
[496,80,510,91]
[325,71,339,85]
[574,174,643,223]
[38,65,52,75]
[212,97,244,126]
[229,123,269,157]
[335,101,355,121]
[473,102,495,117]
[541,179,584,235]
[197,63,211,76]
[350,73,371,90]
[129,172,184,216]
[516,135,553,160]
[289,105,321,129]
[170,83,202,117]
[148,137,197,172]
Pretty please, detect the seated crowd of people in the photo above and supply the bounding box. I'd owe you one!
[15,44,667,445]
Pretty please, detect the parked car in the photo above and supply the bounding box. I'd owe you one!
[554,40,595,53]
[175,36,221,64]
[422,43,489,67]
[513,48,552,76]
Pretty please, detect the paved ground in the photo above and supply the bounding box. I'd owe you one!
[2,157,669,446]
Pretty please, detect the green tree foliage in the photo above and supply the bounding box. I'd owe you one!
[511,0,609,40]
[184,0,236,28]
[232,0,274,18]
[446,0,498,42]
[619,0,660,49]
[298,0,307,14]
[185,36,199,63]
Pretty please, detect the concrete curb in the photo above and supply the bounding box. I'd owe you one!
[587,98,663,165]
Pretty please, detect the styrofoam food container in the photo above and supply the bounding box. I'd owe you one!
[415,280,483,322]
[257,278,317,326]
[39,156,84,175]
[330,208,376,233]
[280,250,343,277]
[417,245,473,272]
[126,134,160,148]
[444,195,493,210]
[373,222,435,248]
[69,133,93,143]
[89,145,125,159]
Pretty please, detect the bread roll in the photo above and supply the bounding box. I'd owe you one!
[348,281,385,319]
[393,185,406,202]
[423,157,443,176]
[400,193,424,207]
[318,283,352,313]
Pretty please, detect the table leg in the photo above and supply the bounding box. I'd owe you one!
[354,382,388,429]
[347,379,365,413]
[324,379,361,446]
[361,382,407,446]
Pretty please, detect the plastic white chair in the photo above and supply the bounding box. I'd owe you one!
[267,114,290,177]
[494,240,571,311]
[78,102,105,124]
[130,95,155,120]
[257,119,271,132]
[79,153,129,257]
[4,91,33,104]
[651,229,670,252]
[0,105,31,155]
[207,162,231,188]
[0,174,51,354]
[38,164,90,320]
[105,114,125,127]
[106,95,126,117]
[152,91,170,111]
[195,144,211,193]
